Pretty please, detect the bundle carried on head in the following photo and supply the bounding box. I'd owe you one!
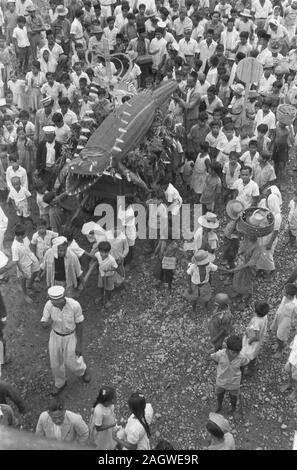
[276,104,297,125]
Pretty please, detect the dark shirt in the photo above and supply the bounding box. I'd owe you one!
[54,256,66,281]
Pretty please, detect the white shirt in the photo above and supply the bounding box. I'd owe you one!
[124,403,154,450]
[41,297,84,334]
[258,73,276,94]
[187,262,217,285]
[40,43,64,63]
[149,37,167,69]
[56,108,78,128]
[252,0,273,19]
[70,18,84,40]
[46,141,56,167]
[8,186,31,205]
[257,47,272,65]
[173,17,193,36]
[11,236,34,269]
[240,151,260,168]
[70,71,91,89]
[6,165,28,190]
[198,39,218,71]
[178,38,198,56]
[254,109,276,131]
[12,26,30,47]
[31,230,58,261]
[103,26,119,50]
[0,207,8,232]
[55,123,71,144]
[232,178,260,209]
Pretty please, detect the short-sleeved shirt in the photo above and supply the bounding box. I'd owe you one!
[124,403,153,450]
[31,230,58,261]
[95,253,118,277]
[240,151,260,169]
[254,109,276,131]
[222,162,241,189]
[8,186,30,205]
[211,349,249,389]
[11,237,34,269]
[232,178,260,209]
[12,26,30,47]
[41,297,84,334]
[252,162,276,189]
[187,262,217,285]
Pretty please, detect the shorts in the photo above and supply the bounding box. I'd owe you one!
[215,386,240,397]
[16,200,30,218]
[191,282,212,302]
[17,258,40,279]
[98,274,114,291]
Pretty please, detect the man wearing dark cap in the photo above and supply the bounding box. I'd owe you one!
[41,286,90,396]
[51,5,71,55]
[127,26,151,86]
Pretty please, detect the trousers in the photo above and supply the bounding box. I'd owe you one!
[49,330,86,388]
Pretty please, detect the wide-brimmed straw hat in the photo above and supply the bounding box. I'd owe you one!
[226,200,244,220]
[208,413,231,434]
[269,40,282,53]
[191,250,210,266]
[240,8,252,17]
[198,212,219,229]
[231,83,245,96]
[56,5,68,16]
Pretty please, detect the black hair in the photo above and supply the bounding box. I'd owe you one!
[46,29,53,37]
[241,165,252,174]
[48,397,65,412]
[206,421,224,439]
[284,283,297,296]
[255,301,270,317]
[36,218,47,227]
[98,241,111,253]
[46,71,53,78]
[19,109,30,119]
[249,139,257,147]
[209,161,222,175]
[17,15,26,23]
[32,59,41,70]
[240,31,249,38]
[207,85,217,95]
[106,15,114,23]
[198,111,208,122]
[226,334,242,352]
[58,97,70,106]
[63,226,74,241]
[200,141,209,152]
[75,9,84,18]
[9,154,18,162]
[236,52,246,61]
[128,393,151,438]
[209,55,219,67]
[155,439,175,450]
[206,28,214,35]
[127,12,135,19]
[209,120,220,128]
[43,191,56,204]
[93,386,116,407]
[14,223,26,237]
[257,123,268,133]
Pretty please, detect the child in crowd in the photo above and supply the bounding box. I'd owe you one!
[89,386,117,450]
[35,181,50,227]
[211,334,249,414]
[11,224,40,303]
[255,123,271,154]
[200,161,222,214]
[186,249,218,312]
[95,241,118,308]
[222,151,241,203]
[30,218,58,264]
[241,301,269,376]
[8,175,33,226]
[271,283,297,358]
[190,141,210,203]
[16,127,35,186]
[208,293,233,352]
[240,139,259,168]
[154,233,181,290]
[6,154,28,190]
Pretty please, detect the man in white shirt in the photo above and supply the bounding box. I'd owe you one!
[232,166,260,209]
[15,0,33,16]
[178,28,198,67]
[197,28,217,73]
[12,16,30,73]
[103,17,119,51]
[173,7,193,41]
[220,18,239,57]
[252,0,273,30]
[258,60,276,95]
[196,72,210,95]
[70,9,86,53]
[6,157,28,190]
[57,97,78,128]
[257,31,273,66]
[253,98,276,135]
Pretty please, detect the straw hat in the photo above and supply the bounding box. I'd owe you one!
[56,5,68,16]
[263,58,274,69]
[240,8,252,18]
[48,286,65,300]
[227,53,236,62]
[191,250,210,266]
[231,83,245,96]
[248,209,268,226]
[198,212,219,229]
[145,9,155,18]
[226,200,244,220]
[26,5,36,12]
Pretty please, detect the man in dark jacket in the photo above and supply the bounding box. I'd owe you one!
[36,126,63,190]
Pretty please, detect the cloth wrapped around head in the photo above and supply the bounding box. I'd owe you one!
[52,236,67,258]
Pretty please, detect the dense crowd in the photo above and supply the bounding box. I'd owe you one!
[0,0,297,451]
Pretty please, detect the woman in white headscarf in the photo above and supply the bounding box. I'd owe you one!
[40,49,58,75]
[256,185,282,277]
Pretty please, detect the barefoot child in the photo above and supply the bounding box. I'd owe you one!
[210,334,249,414]
[154,234,181,290]
[7,176,33,227]
[95,241,118,308]
[271,283,297,358]
[208,293,233,352]
[241,301,269,376]
[186,250,218,312]
[11,224,40,303]
[30,218,58,263]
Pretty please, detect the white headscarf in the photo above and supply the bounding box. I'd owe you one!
[267,185,282,215]
[52,236,67,258]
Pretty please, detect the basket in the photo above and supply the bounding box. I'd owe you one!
[237,207,274,238]
[276,104,297,125]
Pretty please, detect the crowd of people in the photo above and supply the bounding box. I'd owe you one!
[0,0,297,451]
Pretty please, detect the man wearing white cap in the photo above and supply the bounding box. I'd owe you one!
[41,285,90,395]
[36,125,62,190]
[34,96,54,144]
[42,237,83,295]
